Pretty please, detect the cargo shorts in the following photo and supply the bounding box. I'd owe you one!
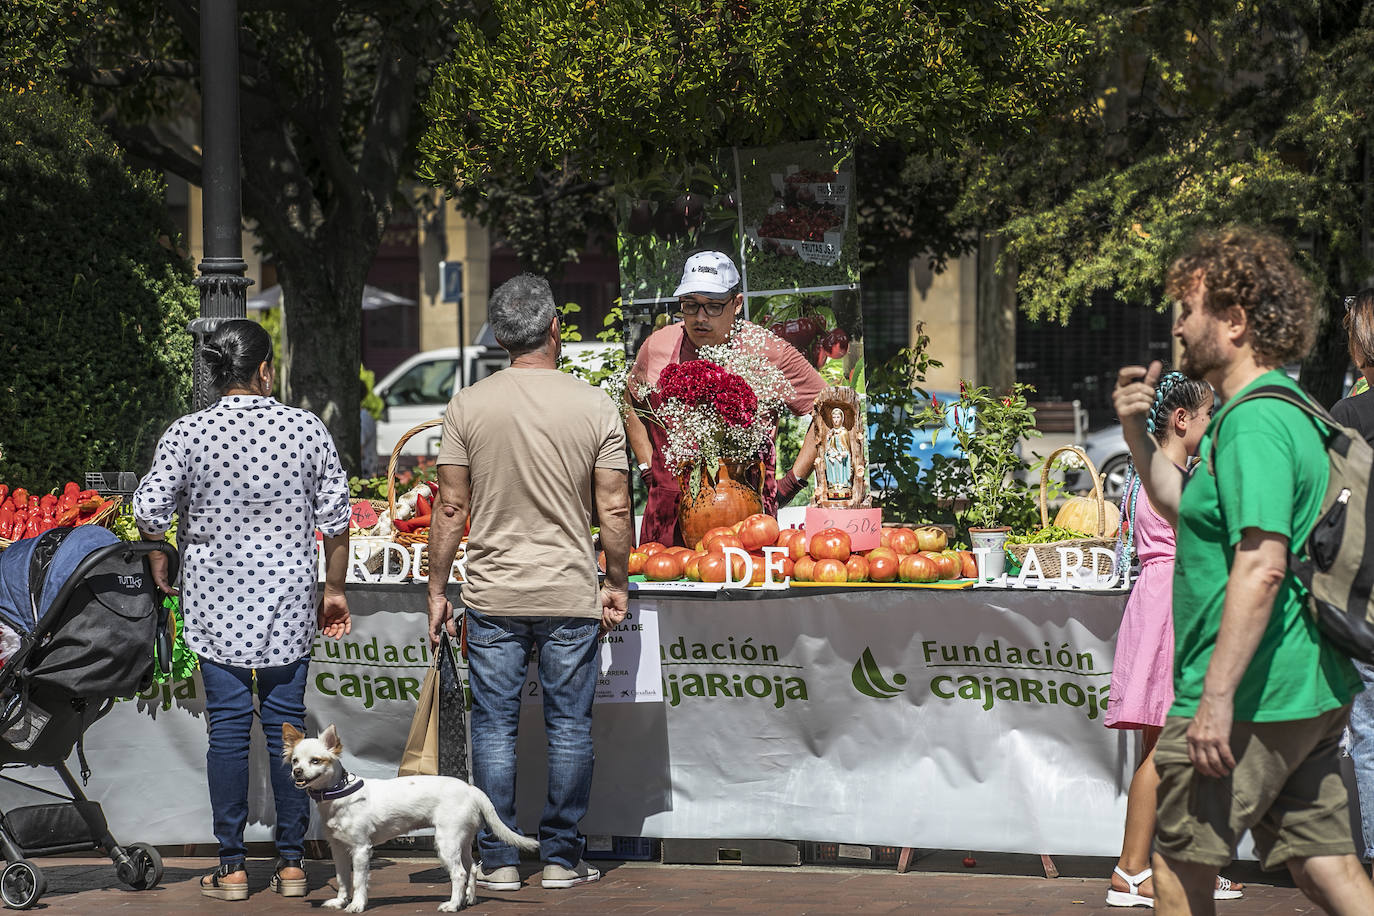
[1154,705,1356,870]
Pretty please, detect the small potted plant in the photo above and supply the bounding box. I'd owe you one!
[914,381,1039,578]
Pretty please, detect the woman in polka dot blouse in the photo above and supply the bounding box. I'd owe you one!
[134,319,352,901]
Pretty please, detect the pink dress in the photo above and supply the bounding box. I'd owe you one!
[1105,487,1176,730]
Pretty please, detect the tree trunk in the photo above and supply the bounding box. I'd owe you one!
[977,232,1017,394]
[278,260,365,476]
[1302,287,1351,409]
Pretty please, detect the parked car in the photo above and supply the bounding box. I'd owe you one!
[372,341,623,462]
[867,391,969,495]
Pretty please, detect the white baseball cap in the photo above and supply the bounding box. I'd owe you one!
[673,251,741,298]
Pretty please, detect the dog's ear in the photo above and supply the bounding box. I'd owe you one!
[282,723,305,756]
[320,723,343,755]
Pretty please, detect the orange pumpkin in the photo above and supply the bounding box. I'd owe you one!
[1054,497,1121,537]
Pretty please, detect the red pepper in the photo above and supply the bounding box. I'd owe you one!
[11,488,28,510]
[62,482,80,497]
[0,485,8,504]
[24,516,42,538]
[55,505,80,527]
[0,497,11,512]
[0,510,12,540]
[57,493,77,514]
[76,496,104,515]
[77,489,99,503]
[39,493,58,512]
[415,495,432,518]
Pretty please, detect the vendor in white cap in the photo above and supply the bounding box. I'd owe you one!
[626,251,825,546]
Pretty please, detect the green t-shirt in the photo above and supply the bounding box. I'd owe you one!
[1170,370,1360,721]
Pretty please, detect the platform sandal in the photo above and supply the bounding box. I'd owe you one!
[1107,865,1153,907]
[269,857,308,897]
[201,861,249,901]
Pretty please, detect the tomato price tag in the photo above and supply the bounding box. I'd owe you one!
[350,501,380,529]
[804,507,883,551]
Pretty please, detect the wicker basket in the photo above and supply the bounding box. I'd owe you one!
[387,419,442,550]
[1006,446,1118,579]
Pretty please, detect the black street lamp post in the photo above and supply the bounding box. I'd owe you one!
[190,0,252,409]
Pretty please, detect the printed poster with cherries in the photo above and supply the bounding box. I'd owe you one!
[616,141,865,444]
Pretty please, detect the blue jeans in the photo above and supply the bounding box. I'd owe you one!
[201,659,311,866]
[465,609,600,869]
[1350,660,1374,859]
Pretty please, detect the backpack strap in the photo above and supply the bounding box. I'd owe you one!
[1205,384,1350,477]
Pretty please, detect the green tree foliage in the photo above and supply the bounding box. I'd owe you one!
[956,0,1374,404]
[419,0,1086,193]
[4,0,478,475]
[0,86,197,490]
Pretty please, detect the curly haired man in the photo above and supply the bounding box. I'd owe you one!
[1112,228,1374,915]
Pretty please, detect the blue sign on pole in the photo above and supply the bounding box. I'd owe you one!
[440,260,463,303]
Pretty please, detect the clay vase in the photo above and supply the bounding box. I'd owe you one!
[677,461,763,548]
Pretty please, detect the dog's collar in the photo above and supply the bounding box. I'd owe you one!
[307,771,364,802]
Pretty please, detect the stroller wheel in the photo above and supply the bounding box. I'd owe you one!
[118,843,163,890]
[0,859,45,909]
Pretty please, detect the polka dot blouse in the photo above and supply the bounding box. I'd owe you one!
[133,396,351,667]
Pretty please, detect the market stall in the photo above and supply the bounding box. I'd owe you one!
[0,580,1138,857]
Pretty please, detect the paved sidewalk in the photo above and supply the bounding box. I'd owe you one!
[14,852,1322,914]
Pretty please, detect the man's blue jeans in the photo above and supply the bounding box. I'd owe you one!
[200,659,311,867]
[1350,660,1374,859]
[464,609,600,869]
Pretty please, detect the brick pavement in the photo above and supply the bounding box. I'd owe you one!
[10,852,1323,915]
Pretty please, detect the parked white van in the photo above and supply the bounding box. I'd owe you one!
[372,340,623,461]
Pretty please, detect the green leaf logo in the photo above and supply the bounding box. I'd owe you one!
[852,648,907,699]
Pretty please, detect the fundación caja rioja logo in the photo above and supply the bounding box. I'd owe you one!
[851,647,907,699]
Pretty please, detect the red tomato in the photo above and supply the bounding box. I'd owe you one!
[737,513,780,551]
[596,550,607,573]
[869,554,899,582]
[866,546,898,562]
[697,527,736,551]
[697,553,732,583]
[639,541,667,556]
[899,554,939,583]
[812,558,848,583]
[793,556,817,582]
[643,552,684,581]
[845,554,869,582]
[627,551,649,576]
[705,534,744,555]
[959,550,978,579]
[888,529,918,556]
[684,554,703,581]
[809,528,851,562]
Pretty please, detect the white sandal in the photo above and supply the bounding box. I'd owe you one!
[1213,875,1244,900]
[1106,866,1154,908]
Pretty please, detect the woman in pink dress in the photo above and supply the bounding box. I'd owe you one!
[1106,372,1239,907]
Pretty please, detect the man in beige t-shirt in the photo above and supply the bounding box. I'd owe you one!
[426,274,631,892]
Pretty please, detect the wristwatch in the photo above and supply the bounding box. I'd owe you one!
[636,462,650,475]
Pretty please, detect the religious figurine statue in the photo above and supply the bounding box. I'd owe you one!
[811,386,871,508]
[823,408,852,497]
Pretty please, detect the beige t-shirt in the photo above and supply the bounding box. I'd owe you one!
[437,368,628,618]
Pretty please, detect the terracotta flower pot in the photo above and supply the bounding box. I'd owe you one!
[677,461,763,548]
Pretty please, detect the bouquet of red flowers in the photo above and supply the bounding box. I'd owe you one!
[627,323,794,498]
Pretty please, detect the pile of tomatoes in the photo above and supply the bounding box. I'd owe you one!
[0,483,115,541]
[622,515,978,585]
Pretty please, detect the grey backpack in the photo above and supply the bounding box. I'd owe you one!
[1209,385,1374,662]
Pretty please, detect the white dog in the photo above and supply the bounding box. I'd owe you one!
[283,723,539,913]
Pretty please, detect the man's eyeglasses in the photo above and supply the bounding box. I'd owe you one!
[678,299,730,317]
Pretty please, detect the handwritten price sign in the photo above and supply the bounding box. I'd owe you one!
[804,507,883,551]
[350,501,380,529]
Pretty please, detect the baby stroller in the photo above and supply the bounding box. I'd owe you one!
[0,525,178,909]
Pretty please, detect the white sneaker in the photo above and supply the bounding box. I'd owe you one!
[474,864,521,891]
[541,860,600,889]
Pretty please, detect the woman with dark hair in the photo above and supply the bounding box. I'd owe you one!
[1333,288,1374,439]
[1106,372,1244,906]
[133,319,352,900]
